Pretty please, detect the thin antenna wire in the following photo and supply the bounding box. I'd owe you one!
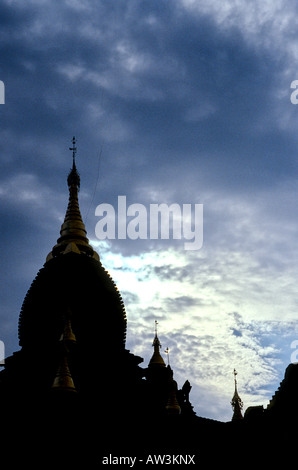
[85,145,103,225]
[85,88,108,225]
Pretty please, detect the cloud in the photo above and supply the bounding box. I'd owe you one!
[95,232,298,419]
[179,0,294,52]
[92,172,298,419]
[0,173,58,209]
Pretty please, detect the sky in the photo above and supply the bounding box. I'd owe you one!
[1,0,298,421]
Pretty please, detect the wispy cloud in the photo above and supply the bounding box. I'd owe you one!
[94,197,298,420]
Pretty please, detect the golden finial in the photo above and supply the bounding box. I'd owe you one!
[152,320,161,348]
[69,136,77,165]
[67,136,80,189]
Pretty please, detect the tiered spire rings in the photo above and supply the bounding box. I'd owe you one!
[46,137,99,262]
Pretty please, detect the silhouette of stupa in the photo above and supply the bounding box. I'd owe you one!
[0,139,202,465]
[0,138,297,467]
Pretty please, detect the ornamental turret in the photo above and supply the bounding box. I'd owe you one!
[148,321,166,368]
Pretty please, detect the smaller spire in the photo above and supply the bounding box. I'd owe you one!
[51,309,77,393]
[165,377,181,415]
[148,321,166,368]
[59,308,77,344]
[231,369,244,421]
[51,345,77,393]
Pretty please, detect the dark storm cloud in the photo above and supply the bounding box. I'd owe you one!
[0,0,290,193]
[164,295,202,312]
[153,264,190,282]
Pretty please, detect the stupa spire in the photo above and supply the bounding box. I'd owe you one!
[51,349,77,393]
[46,137,99,262]
[148,321,166,368]
[165,367,181,415]
[231,369,244,421]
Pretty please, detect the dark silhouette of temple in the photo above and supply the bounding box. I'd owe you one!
[0,138,297,467]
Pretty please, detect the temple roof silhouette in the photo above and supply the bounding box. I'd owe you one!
[0,138,297,467]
